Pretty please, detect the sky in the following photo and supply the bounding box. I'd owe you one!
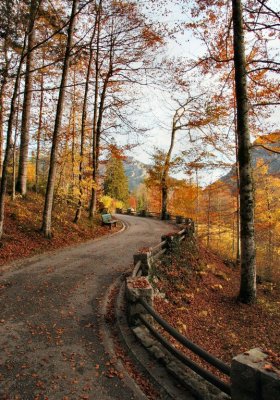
[122,2,224,184]
[125,0,280,186]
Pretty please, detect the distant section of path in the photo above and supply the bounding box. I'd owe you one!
[0,215,176,400]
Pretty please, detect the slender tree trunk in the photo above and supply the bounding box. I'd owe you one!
[232,0,256,304]
[0,36,27,238]
[0,38,9,180]
[264,179,272,281]
[234,94,241,264]
[195,167,199,235]
[89,7,101,220]
[217,197,221,251]
[74,22,97,223]
[89,1,106,219]
[207,187,211,247]
[71,68,76,187]
[161,184,168,219]
[161,120,176,220]
[36,67,44,193]
[0,80,7,180]
[12,93,21,201]
[90,71,112,218]
[41,0,78,238]
[16,0,39,195]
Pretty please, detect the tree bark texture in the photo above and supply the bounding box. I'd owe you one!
[0,80,6,180]
[35,69,44,193]
[0,36,27,238]
[161,119,176,220]
[16,0,38,195]
[74,22,97,223]
[90,64,113,218]
[41,0,78,238]
[0,37,9,179]
[232,0,256,304]
[89,3,102,220]
[12,93,21,201]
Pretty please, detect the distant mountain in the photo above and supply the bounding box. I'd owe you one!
[123,157,147,192]
[251,145,280,174]
[220,137,280,187]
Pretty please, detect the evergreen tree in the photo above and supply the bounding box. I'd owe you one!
[104,157,129,204]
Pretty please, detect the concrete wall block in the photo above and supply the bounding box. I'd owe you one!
[125,277,154,326]
[231,358,258,392]
[125,277,153,302]
[261,369,280,400]
[231,348,280,400]
[149,344,166,361]
[132,326,156,349]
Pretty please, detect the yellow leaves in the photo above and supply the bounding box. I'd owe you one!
[177,306,188,311]
[27,163,36,183]
[198,310,209,317]
[177,320,187,333]
[211,284,223,291]
[196,270,207,278]
[180,293,194,304]
[100,195,124,213]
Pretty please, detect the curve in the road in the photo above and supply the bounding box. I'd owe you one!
[0,215,177,400]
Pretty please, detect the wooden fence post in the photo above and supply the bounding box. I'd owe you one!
[133,252,152,276]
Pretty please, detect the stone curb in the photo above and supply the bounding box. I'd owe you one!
[99,274,148,400]
[115,281,193,400]
[119,277,231,400]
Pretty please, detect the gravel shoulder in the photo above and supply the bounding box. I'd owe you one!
[0,215,176,400]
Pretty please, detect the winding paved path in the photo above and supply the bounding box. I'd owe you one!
[0,215,176,400]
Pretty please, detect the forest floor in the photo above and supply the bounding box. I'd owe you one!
[0,193,120,267]
[150,239,280,379]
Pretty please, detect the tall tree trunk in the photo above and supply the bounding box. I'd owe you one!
[74,22,97,223]
[91,64,113,215]
[35,69,44,193]
[71,67,76,187]
[12,92,21,201]
[41,0,78,238]
[206,187,211,247]
[89,2,102,220]
[0,80,7,181]
[89,1,110,219]
[161,119,176,220]
[0,36,27,238]
[232,0,256,304]
[16,0,39,195]
[264,177,272,281]
[0,83,6,181]
[0,37,9,180]
[234,93,241,264]
[195,167,199,235]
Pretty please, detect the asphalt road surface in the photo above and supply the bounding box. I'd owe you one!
[0,215,177,400]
